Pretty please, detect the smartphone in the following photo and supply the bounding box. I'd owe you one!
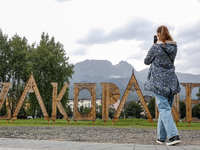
[154,35,158,44]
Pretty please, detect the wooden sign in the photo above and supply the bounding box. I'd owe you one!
[73,83,96,124]
[112,70,153,125]
[181,83,200,126]
[3,72,199,127]
[100,83,120,124]
[0,82,11,122]
[11,74,50,123]
[51,82,71,124]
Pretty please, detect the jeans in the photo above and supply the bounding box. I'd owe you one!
[155,93,179,141]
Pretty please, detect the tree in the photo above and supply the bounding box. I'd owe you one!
[120,111,124,119]
[8,34,30,115]
[96,105,102,119]
[180,101,186,119]
[29,32,74,117]
[0,30,74,118]
[83,107,90,114]
[147,97,155,118]
[125,101,142,118]
[109,107,116,119]
[192,104,200,119]
[79,106,84,114]
[0,29,12,115]
[0,29,11,82]
[65,105,73,117]
[192,89,200,119]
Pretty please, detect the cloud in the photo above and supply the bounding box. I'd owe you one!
[126,52,145,60]
[77,17,156,46]
[176,19,200,45]
[55,0,72,2]
[69,47,89,56]
[176,42,200,74]
[77,17,176,51]
[173,19,200,74]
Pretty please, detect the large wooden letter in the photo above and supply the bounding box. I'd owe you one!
[51,82,70,124]
[100,83,120,124]
[0,82,12,122]
[112,70,153,125]
[11,74,49,123]
[181,83,200,126]
[171,94,180,125]
[73,83,96,124]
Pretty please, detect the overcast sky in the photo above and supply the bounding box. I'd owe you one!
[1,0,200,75]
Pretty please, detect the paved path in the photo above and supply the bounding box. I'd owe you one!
[0,138,200,150]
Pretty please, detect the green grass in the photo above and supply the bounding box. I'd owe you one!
[0,118,200,130]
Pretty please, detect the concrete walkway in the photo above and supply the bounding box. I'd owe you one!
[0,138,200,150]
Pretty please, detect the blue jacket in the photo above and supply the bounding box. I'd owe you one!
[144,40,181,97]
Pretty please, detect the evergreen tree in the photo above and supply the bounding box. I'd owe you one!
[125,101,142,118]
[96,105,102,119]
[0,29,11,115]
[109,107,116,119]
[29,32,74,117]
[8,34,30,115]
[0,29,11,82]
[79,106,84,114]
[0,30,74,118]
[192,104,200,119]
[192,88,200,119]
[65,105,73,117]
[120,111,125,119]
[83,107,90,114]
[147,97,155,118]
[180,101,186,119]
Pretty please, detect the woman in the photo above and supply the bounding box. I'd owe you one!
[144,25,181,146]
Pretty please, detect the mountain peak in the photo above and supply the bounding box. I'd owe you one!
[73,59,136,81]
[118,60,130,64]
[114,60,135,77]
[138,68,149,74]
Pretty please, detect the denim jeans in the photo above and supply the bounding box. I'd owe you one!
[155,93,179,141]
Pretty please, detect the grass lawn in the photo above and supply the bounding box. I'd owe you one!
[0,118,199,130]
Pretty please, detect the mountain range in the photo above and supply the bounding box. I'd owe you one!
[69,59,200,101]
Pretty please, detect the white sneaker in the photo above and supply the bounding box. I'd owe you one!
[156,139,165,144]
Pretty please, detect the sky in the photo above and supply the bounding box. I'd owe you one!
[1,0,200,75]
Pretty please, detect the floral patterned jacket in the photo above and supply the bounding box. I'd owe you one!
[144,40,181,97]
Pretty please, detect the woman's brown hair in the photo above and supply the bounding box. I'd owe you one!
[157,25,173,45]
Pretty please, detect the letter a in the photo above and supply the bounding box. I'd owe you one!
[11,73,49,123]
[113,70,153,125]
